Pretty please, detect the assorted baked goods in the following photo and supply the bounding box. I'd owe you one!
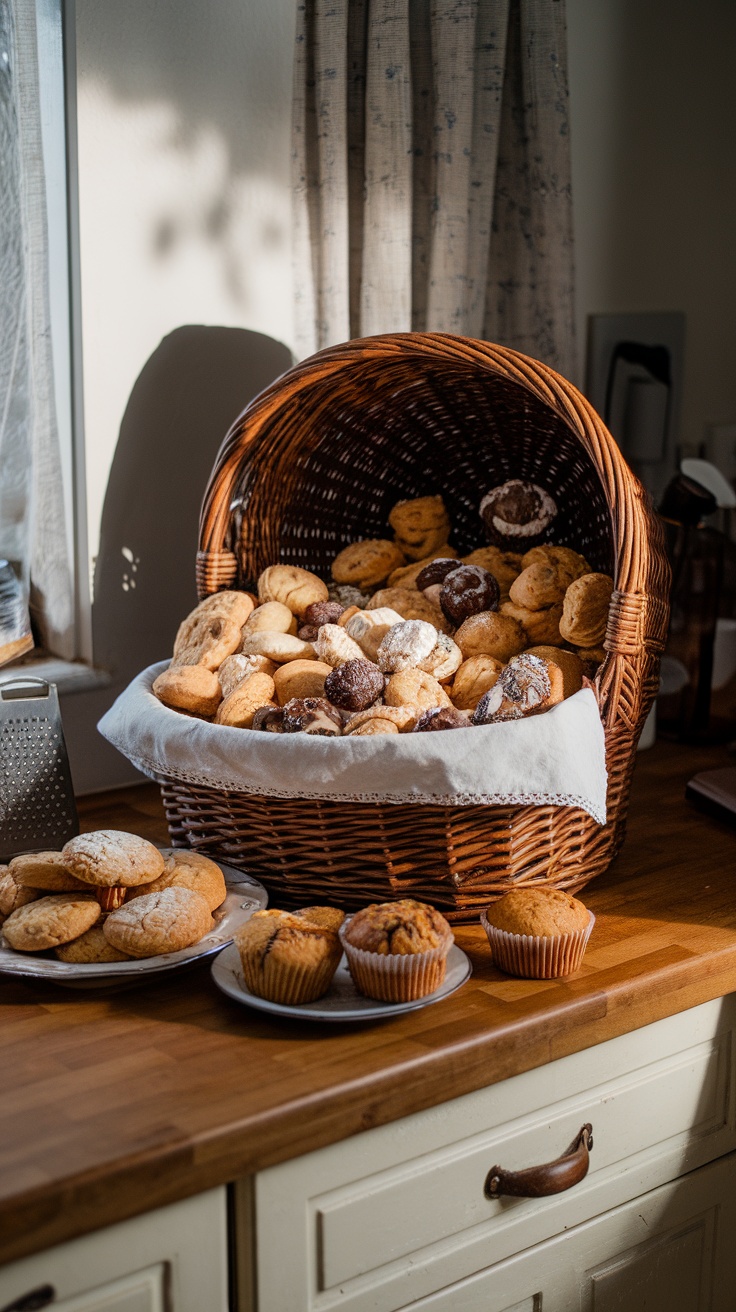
[154,493,613,738]
[480,886,595,979]
[0,834,229,961]
[233,898,454,1005]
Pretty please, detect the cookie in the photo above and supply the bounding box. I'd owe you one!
[240,631,316,663]
[454,611,527,663]
[415,557,461,591]
[450,655,504,710]
[525,646,584,698]
[63,831,166,889]
[389,496,451,561]
[412,707,470,731]
[129,849,227,913]
[9,851,89,892]
[183,590,255,629]
[462,547,523,599]
[0,868,40,916]
[479,480,557,547]
[559,574,614,647]
[172,612,242,671]
[215,671,276,727]
[331,539,405,591]
[344,705,418,733]
[521,545,591,588]
[303,601,345,627]
[509,562,568,611]
[439,565,500,626]
[473,653,564,723]
[251,704,285,732]
[376,620,438,673]
[103,886,214,958]
[313,624,366,667]
[324,659,384,711]
[384,668,453,710]
[257,564,328,617]
[327,583,371,609]
[366,588,450,632]
[501,600,564,646]
[344,608,405,661]
[273,659,333,705]
[3,893,102,952]
[417,633,463,683]
[345,718,400,736]
[218,653,277,699]
[55,925,131,963]
[152,665,223,716]
[242,601,298,637]
[388,547,458,590]
[576,646,607,677]
[282,697,343,735]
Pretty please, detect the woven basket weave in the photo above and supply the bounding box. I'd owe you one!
[160,333,670,921]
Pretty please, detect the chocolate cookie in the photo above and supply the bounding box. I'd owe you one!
[415,557,461,591]
[412,707,470,731]
[282,697,343,735]
[324,659,384,711]
[251,705,285,732]
[479,480,557,548]
[303,600,344,627]
[439,565,500,625]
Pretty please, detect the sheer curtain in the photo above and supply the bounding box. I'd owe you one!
[292,0,576,380]
[0,0,74,658]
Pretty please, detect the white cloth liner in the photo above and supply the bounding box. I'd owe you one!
[98,662,608,825]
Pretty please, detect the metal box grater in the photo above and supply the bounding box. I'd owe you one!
[0,677,79,861]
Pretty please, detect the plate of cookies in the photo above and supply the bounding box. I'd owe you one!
[0,830,268,987]
[211,899,472,1022]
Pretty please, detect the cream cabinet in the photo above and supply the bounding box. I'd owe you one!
[0,1189,228,1312]
[244,996,736,1312]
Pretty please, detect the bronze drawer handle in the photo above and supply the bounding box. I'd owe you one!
[484,1123,593,1199]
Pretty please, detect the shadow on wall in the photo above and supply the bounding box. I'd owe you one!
[62,325,293,793]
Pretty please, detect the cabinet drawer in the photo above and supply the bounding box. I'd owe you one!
[0,1190,228,1312]
[250,997,736,1312]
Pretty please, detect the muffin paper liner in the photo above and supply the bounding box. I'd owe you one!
[480,908,595,979]
[238,944,341,1005]
[339,920,454,1002]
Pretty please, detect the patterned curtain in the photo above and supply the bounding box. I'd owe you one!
[0,0,74,657]
[292,0,576,380]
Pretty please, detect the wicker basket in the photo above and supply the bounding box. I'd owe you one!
[160,333,670,921]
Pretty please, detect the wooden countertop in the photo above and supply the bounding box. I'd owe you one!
[1,739,735,1265]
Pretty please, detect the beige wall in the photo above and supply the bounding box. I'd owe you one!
[567,0,736,445]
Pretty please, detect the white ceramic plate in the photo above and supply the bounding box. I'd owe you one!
[211,942,472,1022]
[0,862,268,988]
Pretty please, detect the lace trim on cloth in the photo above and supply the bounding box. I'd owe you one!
[124,746,604,822]
[98,662,608,826]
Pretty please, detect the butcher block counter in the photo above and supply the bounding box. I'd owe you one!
[2,739,736,1310]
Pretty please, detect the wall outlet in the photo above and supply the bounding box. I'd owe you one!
[585,311,686,503]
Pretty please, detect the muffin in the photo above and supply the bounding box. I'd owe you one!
[234,909,343,1004]
[480,887,594,979]
[340,899,453,1002]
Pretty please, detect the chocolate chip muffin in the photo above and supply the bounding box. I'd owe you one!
[340,899,453,1002]
[234,909,343,1004]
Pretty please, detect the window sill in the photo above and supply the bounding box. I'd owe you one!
[0,655,110,695]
